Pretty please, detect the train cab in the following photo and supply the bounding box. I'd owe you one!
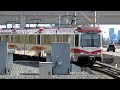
[71,26,103,66]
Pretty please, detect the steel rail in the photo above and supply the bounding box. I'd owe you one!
[90,61,120,79]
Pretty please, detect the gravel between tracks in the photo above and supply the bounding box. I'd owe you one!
[0,61,113,79]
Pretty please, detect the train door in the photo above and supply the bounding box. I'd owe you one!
[74,34,79,47]
[72,34,80,61]
[69,34,74,47]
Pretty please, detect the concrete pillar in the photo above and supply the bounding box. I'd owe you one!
[20,15,26,28]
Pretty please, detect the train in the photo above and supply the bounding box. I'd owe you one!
[71,26,103,66]
[0,26,103,66]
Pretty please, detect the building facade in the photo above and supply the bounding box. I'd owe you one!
[109,28,114,41]
[118,30,120,40]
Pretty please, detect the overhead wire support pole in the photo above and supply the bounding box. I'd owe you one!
[24,31,25,55]
[94,11,97,26]
[55,14,61,42]
[58,14,61,29]
[65,11,69,27]
[74,11,77,25]
[97,11,100,27]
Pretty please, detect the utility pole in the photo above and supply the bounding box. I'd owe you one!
[94,11,97,26]
[65,11,69,27]
[97,11,100,27]
[74,11,77,25]
[24,31,25,55]
[55,14,61,42]
[58,14,61,28]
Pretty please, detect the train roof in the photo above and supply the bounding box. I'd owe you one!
[75,26,102,33]
[77,26,100,30]
[0,27,77,35]
[0,26,102,35]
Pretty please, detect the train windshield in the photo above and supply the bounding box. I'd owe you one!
[80,33,100,47]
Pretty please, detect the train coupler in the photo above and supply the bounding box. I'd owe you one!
[88,56,96,66]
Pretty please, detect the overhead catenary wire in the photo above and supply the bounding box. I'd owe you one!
[80,11,92,22]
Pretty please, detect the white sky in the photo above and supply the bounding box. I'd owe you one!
[99,25,120,38]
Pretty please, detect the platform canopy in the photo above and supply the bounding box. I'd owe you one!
[0,11,120,26]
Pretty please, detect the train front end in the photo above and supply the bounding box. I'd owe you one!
[71,26,103,67]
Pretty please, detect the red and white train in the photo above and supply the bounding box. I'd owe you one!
[0,26,103,66]
[71,26,103,66]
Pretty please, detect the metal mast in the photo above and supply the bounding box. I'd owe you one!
[74,11,77,25]
[94,11,97,26]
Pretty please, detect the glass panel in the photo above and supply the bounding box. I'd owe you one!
[75,34,79,47]
[80,33,100,47]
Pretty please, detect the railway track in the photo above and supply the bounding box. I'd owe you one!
[71,60,120,79]
[90,61,120,79]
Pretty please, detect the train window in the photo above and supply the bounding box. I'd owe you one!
[80,33,100,47]
[57,35,60,42]
[3,35,9,42]
[44,35,51,45]
[57,35,63,42]
[16,35,21,43]
[25,35,29,44]
[59,35,63,42]
[75,34,79,47]
[29,35,34,44]
[21,35,24,43]
[63,35,69,42]
[70,35,74,47]
[11,35,14,43]
[52,34,55,42]
[0,35,1,41]
[37,35,40,44]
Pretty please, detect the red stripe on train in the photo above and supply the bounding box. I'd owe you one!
[71,48,103,54]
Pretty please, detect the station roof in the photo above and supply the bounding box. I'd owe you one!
[0,11,120,25]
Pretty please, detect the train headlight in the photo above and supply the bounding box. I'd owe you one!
[96,53,101,55]
[80,52,85,55]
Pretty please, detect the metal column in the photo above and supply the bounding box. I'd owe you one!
[20,12,26,28]
[94,11,97,26]
[74,11,77,25]
[24,31,26,55]
[58,14,61,28]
